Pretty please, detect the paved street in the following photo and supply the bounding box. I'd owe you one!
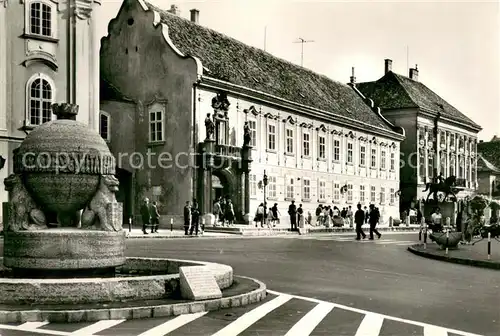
[1,232,498,336]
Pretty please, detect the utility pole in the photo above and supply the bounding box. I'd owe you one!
[293,37,314,67]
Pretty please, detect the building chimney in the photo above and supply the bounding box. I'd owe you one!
[167,4,179,15]
[384,59,392,74]
[190,9,199,23]
[409,64,419,81]
[350,67,356,84]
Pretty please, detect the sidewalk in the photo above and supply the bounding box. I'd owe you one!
[124,228,234,239]
[408,239,500,270]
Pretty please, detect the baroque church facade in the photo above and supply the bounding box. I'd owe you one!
[0,0,102,223]
[99,0,405,226]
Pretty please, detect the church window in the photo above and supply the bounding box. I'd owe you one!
[26,74,54,126]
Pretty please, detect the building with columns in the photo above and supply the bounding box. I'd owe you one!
[99,0,405,226]
[357,59,482,210]
[0,0,102,223]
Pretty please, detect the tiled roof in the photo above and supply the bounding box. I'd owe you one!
[356,72,481,130]
[144,2,394,132]
[477,154,500,173]
[478,141,500,172]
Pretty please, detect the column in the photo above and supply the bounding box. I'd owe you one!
[455,133,459,178]
[201,140,215,215]
[0,1,7,131]
[89,0,101,130]
[424,127,429,182]
[435,130,440,174]
[445,131,450,177]
[416,127,421,178]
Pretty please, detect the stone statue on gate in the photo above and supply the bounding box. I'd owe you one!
[205,113,215,140]
[243,121,252,147]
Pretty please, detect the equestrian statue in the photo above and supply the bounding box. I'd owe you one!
[422,173,458,202]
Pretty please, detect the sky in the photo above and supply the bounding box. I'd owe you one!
[96,0,500,141]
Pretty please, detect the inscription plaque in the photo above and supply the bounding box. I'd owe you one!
[179,266,222,301]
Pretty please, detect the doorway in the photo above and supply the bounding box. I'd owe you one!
[212,175,224,204]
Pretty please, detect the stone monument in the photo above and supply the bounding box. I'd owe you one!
[3,103,125,278]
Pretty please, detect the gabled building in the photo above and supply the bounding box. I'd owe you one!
[0,0,102,223]
[478,138,500,199]
[99,0,405,226]
[357,60,482,210]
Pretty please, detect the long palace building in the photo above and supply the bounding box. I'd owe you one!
[99,0,406,226]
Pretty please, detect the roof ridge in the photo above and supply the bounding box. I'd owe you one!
[145,1,352,89]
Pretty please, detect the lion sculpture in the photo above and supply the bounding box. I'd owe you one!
[81,175,121,231]
[3,174,47,231]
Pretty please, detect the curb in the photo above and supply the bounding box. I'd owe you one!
[407,244,500,270]
[0,276,267,323]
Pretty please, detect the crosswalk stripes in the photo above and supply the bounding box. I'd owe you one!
[0,291,485,336]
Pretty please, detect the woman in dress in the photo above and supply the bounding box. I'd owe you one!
[225,199,235,226]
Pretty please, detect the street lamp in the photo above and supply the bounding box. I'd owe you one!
[263,170,268,225]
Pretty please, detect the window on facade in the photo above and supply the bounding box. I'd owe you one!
[347,184,353,203]
[333,182,340,202]
[459,156,464,178]
[286,177,294,199]
[216,120,228,145]
[347,142,353,163]
[449,134,455,147]
[390,152,395,171]
[459,137,464,150]
[30,2,52,37]
[28,76,53,126]
[449,156,456,176]
[428,153,434,179]
[380,187,385,204]
[99,112,110,141]
[359,185,365,203]
[390,188,395,204]
[381,150,386,170]
[371,186,376,203]
[303,132,310,157]
[360,146,366,166]
[471,158,476,182]
[249,174,257,197]
[286,129,294,154]
[371,148,377,168]
[302,179,310,200]
[319,180,326,200]
[440,132,446,147]
[439,154,446,175]
[268,176,277,198]
[318,136,325,159]
[419,149,425,178]
[267,124,276,151]
[149,110,164,142]
[248,120,257,147]
[333,139,340,161]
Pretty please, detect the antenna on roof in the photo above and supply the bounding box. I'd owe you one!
[293,37,315,67]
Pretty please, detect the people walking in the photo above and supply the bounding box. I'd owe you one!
[255,203,265,227]
[190,201,200,235]
[213,199,221,227]
[225,198,235,226]
[140,198,151,235]
[271,203,280,226]
[150,201,160,233]
[347,206,353,228]
[183,201,191,235]
[297,204,304,228]
[288,200,297,231]
[368,204,382,240]
[354,203,367,240]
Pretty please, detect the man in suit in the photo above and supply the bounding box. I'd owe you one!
[150,201,160,233]
[183,201,191,235]
[354,203,367,240]
[368,204,382,240]
[288,200,297,231]
[140,198,151,235]
[190,201,200,235]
